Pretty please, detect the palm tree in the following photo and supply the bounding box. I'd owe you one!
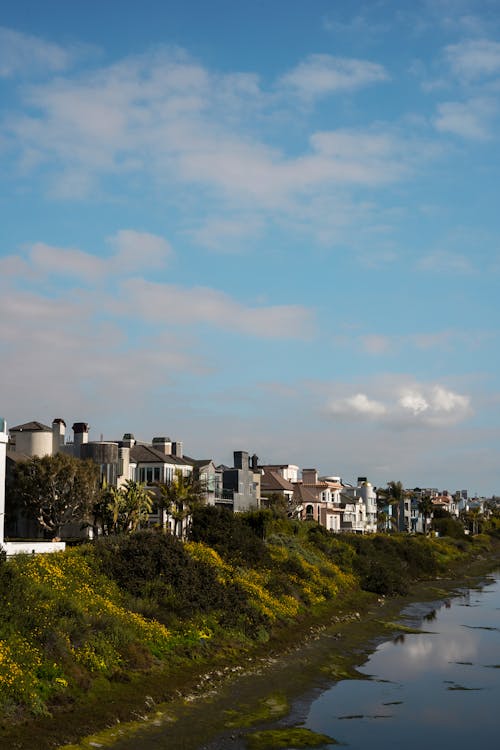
[385,480,406,532]
[93,479,153,535]
[418,494,433,535]
[156,470,205,538]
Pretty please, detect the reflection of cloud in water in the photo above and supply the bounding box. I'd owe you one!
[373,630,478,679]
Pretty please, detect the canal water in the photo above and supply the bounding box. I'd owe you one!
[304,571,500,749]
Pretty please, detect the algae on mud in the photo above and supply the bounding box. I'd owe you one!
[245,726,337,749]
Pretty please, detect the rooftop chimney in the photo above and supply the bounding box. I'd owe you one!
[72,422,89,457]
[152,436,172,454]
[171,440,183,459]
[121,433,136,448]
[52,418,66,454]
[234,451,249,470]
[302,468,318,485]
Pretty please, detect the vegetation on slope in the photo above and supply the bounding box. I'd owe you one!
[0,507,495,724]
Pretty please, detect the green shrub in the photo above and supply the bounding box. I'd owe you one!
[432,516,465,539]
[189,506,271,567]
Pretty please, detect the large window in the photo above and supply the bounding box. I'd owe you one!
[138,466,162,484]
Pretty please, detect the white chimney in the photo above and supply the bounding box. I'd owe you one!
[52,418,66,455]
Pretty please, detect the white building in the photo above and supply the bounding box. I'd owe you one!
[0,417,65,556]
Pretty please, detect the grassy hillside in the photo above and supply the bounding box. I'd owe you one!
[0,507,495,724]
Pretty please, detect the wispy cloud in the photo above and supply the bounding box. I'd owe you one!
[445,38,500,81]
[0,26,73,78]
[4,231,172,283]
[0,229,315,425]
[2,232,314,340]
[417,249,476,273]
[118,279,314,339]
[434,98,496,139]
[108,230,172,272]
[279,54,388,98]
[188,216,263,252]
[3,45,417,216]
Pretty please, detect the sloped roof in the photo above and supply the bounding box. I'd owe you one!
[130,444,191,465]
[6,451,31,463]
[293,484,322,503]
[183,456,215,469]
[261,469,294,492]
[10,421,52,432]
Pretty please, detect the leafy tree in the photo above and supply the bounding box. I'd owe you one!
[418,494,434,535]
[260,492,289,517]
[431,511,465,539]
[92,479,154,535]
[156,470,205,538]
[461,506,482,536]
[8,453,100,537]
[383,480,406,532]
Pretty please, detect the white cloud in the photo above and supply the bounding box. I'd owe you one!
[399,389,430,415]
[431,385,470,414]
[328,393,387,417]
[108,229,172,271]
[326,380,471,427]
[189,217,263,252]
[417,249,475,273]
[0,26,72,78]
[29,242,104,280]
[445,39,500,81]
[280,54,388,98]
[118,279,314,339]
[434,99,495,140]
[20,230,172,282]
[3,234,313,341]
[3,46,419,212]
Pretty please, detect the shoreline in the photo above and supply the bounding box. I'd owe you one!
[4,548,500,750]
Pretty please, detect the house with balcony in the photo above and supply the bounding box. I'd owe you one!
[293,470,377,534]
[219,451,260,512]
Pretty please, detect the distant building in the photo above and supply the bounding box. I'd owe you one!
[220,451,260,512]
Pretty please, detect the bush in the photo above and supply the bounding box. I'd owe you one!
[189,506,271,567]
[307,525,356,572]
[90,529,267,629]
[432,516,465,539]
[340,533,441,596]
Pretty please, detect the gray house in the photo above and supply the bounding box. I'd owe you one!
[220,451,260,512]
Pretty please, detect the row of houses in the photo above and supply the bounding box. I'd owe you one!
[0,415,486,553]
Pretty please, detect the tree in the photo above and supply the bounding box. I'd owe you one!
[260,492,288,517]
[418,494,434,535]
[156,470,205,538]
[379,480,406,532]
[92,479,154,535]
[9,453,100,537]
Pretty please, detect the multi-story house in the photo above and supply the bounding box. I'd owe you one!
[219,451,260,512]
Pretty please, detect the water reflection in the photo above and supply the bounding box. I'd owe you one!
[306,572,500,749]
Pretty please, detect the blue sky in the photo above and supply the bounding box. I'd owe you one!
[1,0,499,494]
